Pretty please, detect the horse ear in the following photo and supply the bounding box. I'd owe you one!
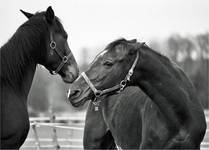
[129,39,137,43]
[20,10,33,19]
[45,6,55,24]
[129,42,145,55]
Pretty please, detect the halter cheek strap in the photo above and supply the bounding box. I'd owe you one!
[81,72,102,97]
[49,32,72,75]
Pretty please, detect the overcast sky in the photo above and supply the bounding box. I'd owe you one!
[0,0,208,62]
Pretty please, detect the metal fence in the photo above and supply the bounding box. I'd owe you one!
[21,111,209,150]
[21,115,85,150]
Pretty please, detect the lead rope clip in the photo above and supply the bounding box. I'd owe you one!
[92,97,101,111]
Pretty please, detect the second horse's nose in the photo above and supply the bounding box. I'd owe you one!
[67,89,82,100]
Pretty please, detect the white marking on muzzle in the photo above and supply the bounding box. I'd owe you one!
[67,89,71,98]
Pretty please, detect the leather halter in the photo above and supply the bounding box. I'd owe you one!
[49,32,72,75]
[80,42,145,110]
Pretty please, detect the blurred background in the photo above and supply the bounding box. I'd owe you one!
[0,0,208,117]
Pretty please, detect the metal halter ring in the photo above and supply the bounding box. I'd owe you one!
[50,41,56,49]
[120,80,127,86]
[92,100,101,106]
[62,56,68,63]
[95,91,102,97]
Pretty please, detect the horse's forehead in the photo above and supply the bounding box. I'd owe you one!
[115,46,128,59]
[94,48,124,63]
[91,50,108,65]
[101,50,118,58]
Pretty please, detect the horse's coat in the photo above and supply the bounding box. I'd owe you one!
[0,7,78,149]
[68,38,206,149]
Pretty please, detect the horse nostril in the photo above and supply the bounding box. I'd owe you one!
[68,89,81,99]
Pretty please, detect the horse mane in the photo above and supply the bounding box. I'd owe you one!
[0,11,63,84]
[106,38,171,62]
[105,38,137,51]
[105,38,185,80]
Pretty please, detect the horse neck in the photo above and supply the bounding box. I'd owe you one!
[133,49,192,130]
[0,26,46,98]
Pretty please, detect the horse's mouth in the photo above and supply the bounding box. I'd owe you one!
[70,97,89,107]
[68,88,95,107]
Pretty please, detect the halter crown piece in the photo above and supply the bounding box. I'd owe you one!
[49,32,72,75]
[81,42,145,111]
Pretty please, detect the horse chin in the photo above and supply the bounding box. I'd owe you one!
[71,97,89,107]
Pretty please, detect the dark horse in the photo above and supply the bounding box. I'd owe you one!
[0,7,79,149]
[68,38,206,149]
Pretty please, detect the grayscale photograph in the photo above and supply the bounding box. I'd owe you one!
[0,0,208,149]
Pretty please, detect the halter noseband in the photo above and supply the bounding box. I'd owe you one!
[80,42,145,110]
[49,32,72,75]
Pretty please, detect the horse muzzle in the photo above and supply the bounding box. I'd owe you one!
[68,88,88,107]
[61,64,79,83]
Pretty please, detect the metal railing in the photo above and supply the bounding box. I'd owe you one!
[21,110,209,150]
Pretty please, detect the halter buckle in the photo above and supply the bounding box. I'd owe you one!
[50,41,56,49]
[126,70,133,81]
[120,80,127,91]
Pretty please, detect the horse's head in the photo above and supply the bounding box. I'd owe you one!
[68,38,144,107]
[20,6,79,83]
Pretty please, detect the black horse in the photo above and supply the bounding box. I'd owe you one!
[68,38,206,149]
[0,7,79,149]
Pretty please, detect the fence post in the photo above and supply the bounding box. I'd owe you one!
[51,114,60,150]
[32,123,40,150]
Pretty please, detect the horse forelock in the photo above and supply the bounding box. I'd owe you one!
[105,38,140,54]
[105,38,127,51]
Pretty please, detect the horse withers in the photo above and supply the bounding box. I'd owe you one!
[68,38,206,149]
[0,7,79,149]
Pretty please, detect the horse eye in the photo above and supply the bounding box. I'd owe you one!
[103,61,113,67]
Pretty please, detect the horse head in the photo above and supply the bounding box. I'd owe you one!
[68,38,144,107]
[20,6,79,83]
